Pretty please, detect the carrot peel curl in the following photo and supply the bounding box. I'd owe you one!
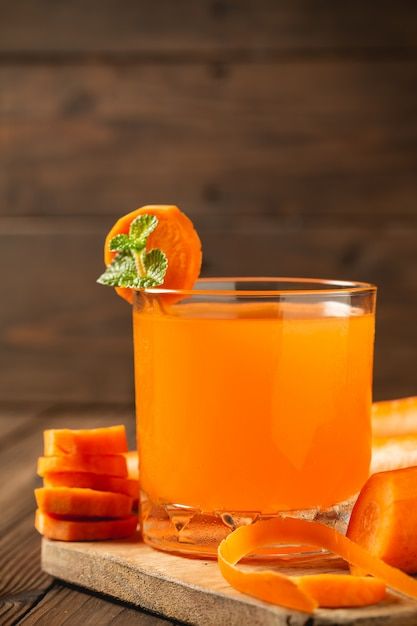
[218,517,417,612]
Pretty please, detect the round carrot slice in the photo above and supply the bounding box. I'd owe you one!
[103,205,202,303]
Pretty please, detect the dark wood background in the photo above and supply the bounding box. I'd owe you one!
[1,1,417,405]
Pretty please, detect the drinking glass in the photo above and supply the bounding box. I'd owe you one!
[133,278,376,557]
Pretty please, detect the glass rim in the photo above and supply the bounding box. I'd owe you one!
[141,277,377,298]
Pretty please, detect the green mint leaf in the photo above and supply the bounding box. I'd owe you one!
[144,248,168,285]
[109,234,133,252]
[97,252,138,287]
[129,214,158,242]
[119,274,161,288]
[98,213,169,291]
[131,275,162,288]
[97,252,161,289]
[110,233,146,253]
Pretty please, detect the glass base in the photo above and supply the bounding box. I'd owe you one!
[140,493,354,560]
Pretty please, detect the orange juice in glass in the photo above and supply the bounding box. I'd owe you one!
[133,278,376,557]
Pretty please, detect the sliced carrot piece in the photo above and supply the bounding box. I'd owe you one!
[35,510,138,541]
[43,472,139,500]
[372,396,417,437]
[35,487,133,518]
[347,466,417,573]
[371,434,417,473]
[123,450,139,480]
[104,205,202,303]
[44,425,128,457]
[37,455,127,478]
[218,517,417,612]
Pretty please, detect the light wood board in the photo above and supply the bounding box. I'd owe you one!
[42,534,417,626]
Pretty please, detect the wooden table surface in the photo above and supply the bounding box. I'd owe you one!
[0,402,179,626]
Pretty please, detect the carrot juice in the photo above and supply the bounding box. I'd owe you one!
[133,279,376,555]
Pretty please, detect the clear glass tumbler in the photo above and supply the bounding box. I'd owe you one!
[132,278,376,557]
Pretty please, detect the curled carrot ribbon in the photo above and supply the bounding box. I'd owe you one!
[218,517,417,612]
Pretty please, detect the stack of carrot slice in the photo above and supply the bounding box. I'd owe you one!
[35,426,139,541]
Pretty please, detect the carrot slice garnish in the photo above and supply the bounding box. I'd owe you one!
[103,205,202,303]
[347,466,417,574]
[218,517,417,612]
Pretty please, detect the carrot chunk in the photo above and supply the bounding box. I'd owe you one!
[43,472,139,500]
[37,455,127,478]
[123,451,139,480]
[347,466,417,573]
[218,517,417,612]
[35,510,138,541]
[44,425,128,457]
[371,434,417,473]
[372,396,417,437]
[35,487,133,518]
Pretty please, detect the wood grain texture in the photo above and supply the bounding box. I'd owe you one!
[20,583,176,626]
[0,409,51,626]
[3,406,417,626]
[0,404,46,444]
[2,5,416,623]
[1,1,417,55]
[41,537,417,626]
[0,513,53,626]
[1,221,416,403]
[0,406,170,625]
[1,62,417,218]
[1,1,416,405]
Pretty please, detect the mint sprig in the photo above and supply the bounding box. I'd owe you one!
[97,214,168,289]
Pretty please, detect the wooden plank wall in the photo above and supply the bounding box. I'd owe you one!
[1,1,417,403]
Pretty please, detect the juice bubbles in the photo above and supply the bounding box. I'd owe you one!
[133,279,376,553]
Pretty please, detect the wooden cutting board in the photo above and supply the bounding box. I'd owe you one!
[42,534,417,626]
